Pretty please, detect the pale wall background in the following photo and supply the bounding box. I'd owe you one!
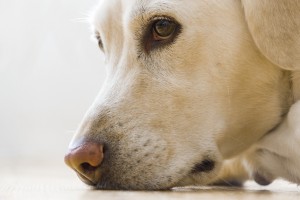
[0,0,105,162]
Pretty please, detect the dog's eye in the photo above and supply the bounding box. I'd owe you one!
[152,19,177,40]
[95,33,104,51]
[143,17,180,53]
[97,37,104,50]
[98,39,104,50]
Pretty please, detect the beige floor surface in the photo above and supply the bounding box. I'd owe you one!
[1,160,299,200]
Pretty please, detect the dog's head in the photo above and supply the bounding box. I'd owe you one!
[65,0,292,190]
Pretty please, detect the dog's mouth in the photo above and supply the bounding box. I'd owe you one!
[76,172,97,186]
[75,158,217,190]
[66,135,220,190]
[191,159,216,174]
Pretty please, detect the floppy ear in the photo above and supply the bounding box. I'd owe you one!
[242,0,300,70]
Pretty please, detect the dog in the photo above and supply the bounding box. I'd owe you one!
[246,101,300,185]
[65,0,300,190]
[216,101,300,186]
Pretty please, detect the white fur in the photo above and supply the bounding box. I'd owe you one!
[67,0,299,189]
[245,101,300,184]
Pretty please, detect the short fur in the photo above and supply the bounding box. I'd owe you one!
[68,0,300,190]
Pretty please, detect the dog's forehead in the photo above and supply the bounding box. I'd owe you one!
[92,0,181,30]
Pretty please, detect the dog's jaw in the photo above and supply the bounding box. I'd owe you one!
[67,0,293,190]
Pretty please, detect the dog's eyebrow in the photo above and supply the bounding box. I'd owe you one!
[129,2,175,24]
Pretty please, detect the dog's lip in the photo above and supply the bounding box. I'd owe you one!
[76,172,97,186]
[76,169,177,190]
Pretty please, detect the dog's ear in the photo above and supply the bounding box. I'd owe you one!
[242,0,300,70]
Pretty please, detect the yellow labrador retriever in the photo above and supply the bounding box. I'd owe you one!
[65,0,300,190]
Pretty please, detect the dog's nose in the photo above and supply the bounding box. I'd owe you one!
[64,141,104,185]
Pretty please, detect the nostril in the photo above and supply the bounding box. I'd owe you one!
[81,162,98,173]
[64,141,104,184]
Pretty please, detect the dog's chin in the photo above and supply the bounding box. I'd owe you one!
[172,174,218,188]
[75,153,221,190]
[167,162,221,189]
[76,167,221,190]
[177,161,222,188]
[77,173,97,186]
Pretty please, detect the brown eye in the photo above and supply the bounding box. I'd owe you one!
[153,19,177,40]
[143,17,181,53]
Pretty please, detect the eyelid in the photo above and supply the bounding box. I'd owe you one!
[149,15,174,23]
